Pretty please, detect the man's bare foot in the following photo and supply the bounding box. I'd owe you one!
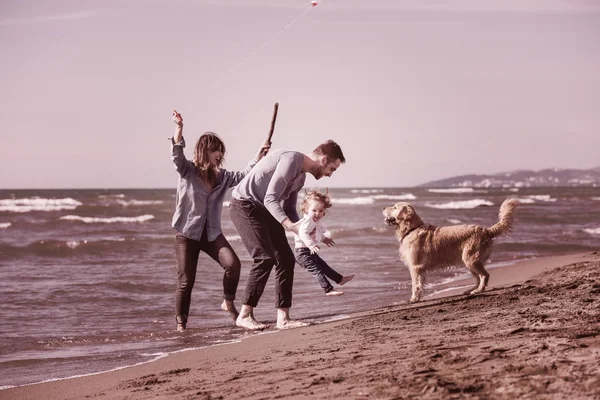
[339,274,355,286]
[221,300,239,321]
[326,289,344,296]
[236,315,269,331]
[276,319,310,330]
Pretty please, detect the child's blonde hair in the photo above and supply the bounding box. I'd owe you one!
[300,189,332,214]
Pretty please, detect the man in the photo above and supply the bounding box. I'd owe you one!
[229,140,346,330]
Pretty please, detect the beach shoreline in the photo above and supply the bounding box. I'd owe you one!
[2,251,599,399]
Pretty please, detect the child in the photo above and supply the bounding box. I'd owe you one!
[294,190,354,296]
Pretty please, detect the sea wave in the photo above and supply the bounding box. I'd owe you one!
[116,200,164,206]
[515,198,535,204]
[424,199,493,209]
[350,189,384,194]
[428,188,475,193]
[60,215,154,224]
[592,197,600,201]
[0,197,82,213]
[583,228,600,235]
[98,194,125,198]
[332,193,416,205]
[332,196,376,205]
[526,195,556,202]
[373,194,417,201]
[0,236,162,258]
[0,222,11,229]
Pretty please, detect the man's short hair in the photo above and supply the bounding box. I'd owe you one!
[313,140,346,163]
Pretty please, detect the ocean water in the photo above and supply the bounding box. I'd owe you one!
[1,187,599,388]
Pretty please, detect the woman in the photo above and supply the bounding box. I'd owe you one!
[170,110,270,332]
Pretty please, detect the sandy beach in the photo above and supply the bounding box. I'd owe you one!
[2,251,599,400]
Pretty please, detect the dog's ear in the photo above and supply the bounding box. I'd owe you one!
[398,205,423,237]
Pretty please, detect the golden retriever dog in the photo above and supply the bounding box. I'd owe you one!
[382,198,517,303]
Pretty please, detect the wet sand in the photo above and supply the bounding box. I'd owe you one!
[2,251,599,400]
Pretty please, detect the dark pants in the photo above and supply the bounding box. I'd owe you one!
[174,231,241,322]
[295,247,343,293]
[228,198,295,309]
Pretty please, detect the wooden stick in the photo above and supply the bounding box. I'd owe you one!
[266,102,279,144]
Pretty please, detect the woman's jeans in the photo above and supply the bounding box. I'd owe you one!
[228,198,295,309]
[294,247,342,293]
[174,231,241,323]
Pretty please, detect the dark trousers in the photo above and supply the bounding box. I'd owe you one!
[294,247,343,293]
[174,231,241,322]
[228,198,295,309]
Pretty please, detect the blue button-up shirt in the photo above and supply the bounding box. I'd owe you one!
[171,137,256,241]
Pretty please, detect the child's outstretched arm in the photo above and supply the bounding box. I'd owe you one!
[322,236,335,247]
[318,223,335,247]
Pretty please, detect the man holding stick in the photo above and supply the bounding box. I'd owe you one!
[229,105,346,330]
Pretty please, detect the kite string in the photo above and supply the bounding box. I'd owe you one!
[203,4,315,93]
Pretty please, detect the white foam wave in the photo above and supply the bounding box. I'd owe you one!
[116,200,164,206]
[60,215,154,224]
[515,198,535,204]
[331,196,375,205]
[591,197,600,201]
[98,194,125,199]
[447,219,462,224]
[350,189,383,194]
[583,228,600,235]
[0,197,82,213]
[428,188,475,193]
[66,240,87,248]
[425,199,493,209]
[526,195,556,202]
[0,222,11,229]
[372,194,417,201]
[331,193,417,205]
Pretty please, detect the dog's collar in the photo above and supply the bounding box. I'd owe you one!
[401,223,424,242]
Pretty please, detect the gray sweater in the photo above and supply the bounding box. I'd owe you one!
[232,149,305,223]
[171,137,256,241]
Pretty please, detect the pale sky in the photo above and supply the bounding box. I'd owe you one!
[1,0,599,188]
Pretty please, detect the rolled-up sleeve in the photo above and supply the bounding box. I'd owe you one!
[171,137,190,177]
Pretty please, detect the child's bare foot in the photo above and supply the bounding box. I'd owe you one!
[236,315,268,331]
[339,274,355,286]
[220,300,239,321]
[326,289,344,296]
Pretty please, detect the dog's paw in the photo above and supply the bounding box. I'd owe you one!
[409,297,420,304]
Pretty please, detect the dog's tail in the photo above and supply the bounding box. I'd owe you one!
[486,198,518,238]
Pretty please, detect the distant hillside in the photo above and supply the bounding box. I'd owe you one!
[419,167,600,188]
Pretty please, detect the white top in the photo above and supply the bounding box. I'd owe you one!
[294,214,327,250]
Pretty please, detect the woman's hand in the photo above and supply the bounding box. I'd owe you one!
[255,140,271,162]
[173,110,183,127]
[172,110,183,143]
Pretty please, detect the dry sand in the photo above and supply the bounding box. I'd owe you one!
[2,251,599,400]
